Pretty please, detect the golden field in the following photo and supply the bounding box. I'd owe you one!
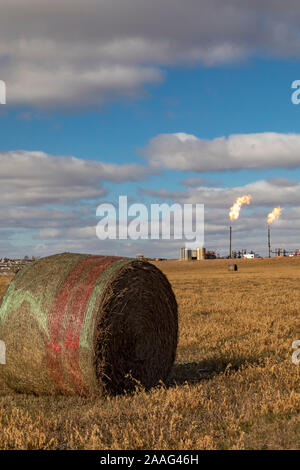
[1,258,300,450]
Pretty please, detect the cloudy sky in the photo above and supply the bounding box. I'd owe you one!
[1,0,300,258]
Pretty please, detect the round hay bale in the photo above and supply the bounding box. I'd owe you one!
[228,264,238,272]
[0,253,178,396]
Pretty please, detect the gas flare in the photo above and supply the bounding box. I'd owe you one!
[267,206,282,224]
[229,195,252,221]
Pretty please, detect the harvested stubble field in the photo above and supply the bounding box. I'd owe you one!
[1,257,300,450]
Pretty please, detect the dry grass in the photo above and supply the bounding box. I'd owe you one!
[0,276,13,301]
[1,258,300,449]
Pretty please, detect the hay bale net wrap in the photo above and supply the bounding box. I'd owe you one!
[0,253,178,396]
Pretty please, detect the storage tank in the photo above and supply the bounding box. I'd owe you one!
[197,248,206,260]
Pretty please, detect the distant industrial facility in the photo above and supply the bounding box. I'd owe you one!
[179,248,216,260]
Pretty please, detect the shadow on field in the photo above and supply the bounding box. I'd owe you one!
[167,355,261,387]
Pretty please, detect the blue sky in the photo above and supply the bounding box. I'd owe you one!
[2,57,300,193]
[2,1,300,258]
[2,58,300,161]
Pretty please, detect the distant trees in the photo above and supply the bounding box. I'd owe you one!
[23,255,40,262]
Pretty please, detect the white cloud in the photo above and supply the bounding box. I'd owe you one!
[181,177,222,187]
[143,178,300,208]
[0,150,151,206]
[0,206,93,229]
[1,1,300,107]
[143,132,300,172]
[3,176,300,258]
[2,146,300,257]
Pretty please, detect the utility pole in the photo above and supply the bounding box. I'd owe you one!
[229,226,232,258]
[268,224,271,258]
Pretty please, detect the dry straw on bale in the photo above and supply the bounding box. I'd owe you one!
[0,253,178,396]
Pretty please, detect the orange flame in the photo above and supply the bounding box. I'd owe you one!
[229,195,252,221]
[267,206,282,224]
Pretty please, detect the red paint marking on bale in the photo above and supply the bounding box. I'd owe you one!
[49,343,62,354]
[63,256,122,395]
[46,255,104,393]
